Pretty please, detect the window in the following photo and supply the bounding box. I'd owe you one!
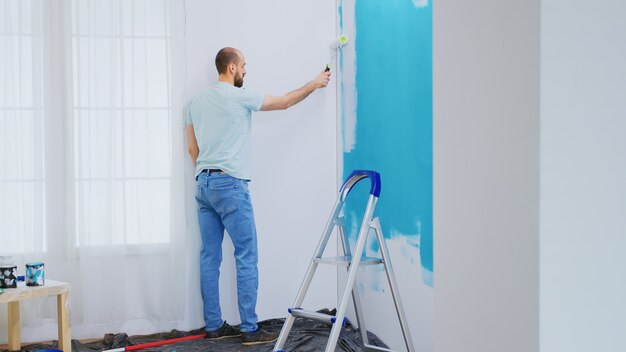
[0,0,45,253]
[0,0,177,251]
[72,0,173,246]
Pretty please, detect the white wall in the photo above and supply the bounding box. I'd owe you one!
[183,0,338,326]
[541,1,626,351]
[434,1,540,352]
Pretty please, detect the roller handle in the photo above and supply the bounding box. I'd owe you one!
[325,65,331,72]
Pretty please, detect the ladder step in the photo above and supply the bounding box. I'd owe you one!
[314,256,383,267]
[288,308,347,326]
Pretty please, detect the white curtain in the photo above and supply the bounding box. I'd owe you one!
[0,0,45,255]
[0,0,203,342]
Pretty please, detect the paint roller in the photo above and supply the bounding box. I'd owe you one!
[325,35,349,72]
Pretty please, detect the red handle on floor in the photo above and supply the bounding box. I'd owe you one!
[124,333,205,351]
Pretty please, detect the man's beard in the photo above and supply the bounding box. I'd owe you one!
[234,74,244,88]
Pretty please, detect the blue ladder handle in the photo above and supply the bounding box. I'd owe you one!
[340,170,381,198]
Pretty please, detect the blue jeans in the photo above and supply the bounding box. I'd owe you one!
[195,171,259,333]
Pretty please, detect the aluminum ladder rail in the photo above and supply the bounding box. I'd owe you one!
[273,170,415,352]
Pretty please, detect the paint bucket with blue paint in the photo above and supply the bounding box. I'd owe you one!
[0,265,18,288]
[26,262,45,286]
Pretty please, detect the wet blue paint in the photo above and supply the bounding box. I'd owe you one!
[338,1,343,30]
[341,0,433,286]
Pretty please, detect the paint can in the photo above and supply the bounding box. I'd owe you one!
[0,265,18,288]
[26,262,45,286]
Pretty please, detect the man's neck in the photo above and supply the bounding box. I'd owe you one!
[218,74,235,85]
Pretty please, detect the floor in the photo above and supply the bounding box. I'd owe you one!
[1,311,388,352]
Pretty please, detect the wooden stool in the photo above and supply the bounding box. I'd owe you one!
[0,280,71,351]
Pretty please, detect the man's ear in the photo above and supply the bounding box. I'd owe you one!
[228,62,236,74]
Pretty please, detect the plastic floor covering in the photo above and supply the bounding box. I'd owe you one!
[3,309,389,352]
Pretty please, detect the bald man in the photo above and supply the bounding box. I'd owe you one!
[185,47,330,346]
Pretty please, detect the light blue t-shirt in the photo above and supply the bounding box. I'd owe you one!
[185,82,264,180]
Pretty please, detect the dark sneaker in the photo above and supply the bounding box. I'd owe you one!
[205,322,242,339]
[241,327,278,346]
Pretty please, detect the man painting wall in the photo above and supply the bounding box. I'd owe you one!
[185,47,330,346]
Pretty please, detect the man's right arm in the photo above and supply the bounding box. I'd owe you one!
[187,124,199,165]
[260,71,331,111]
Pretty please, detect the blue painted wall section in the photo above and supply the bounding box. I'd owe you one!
[341,0,433,286]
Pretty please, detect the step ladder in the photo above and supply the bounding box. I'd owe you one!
[273,170,415,352]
